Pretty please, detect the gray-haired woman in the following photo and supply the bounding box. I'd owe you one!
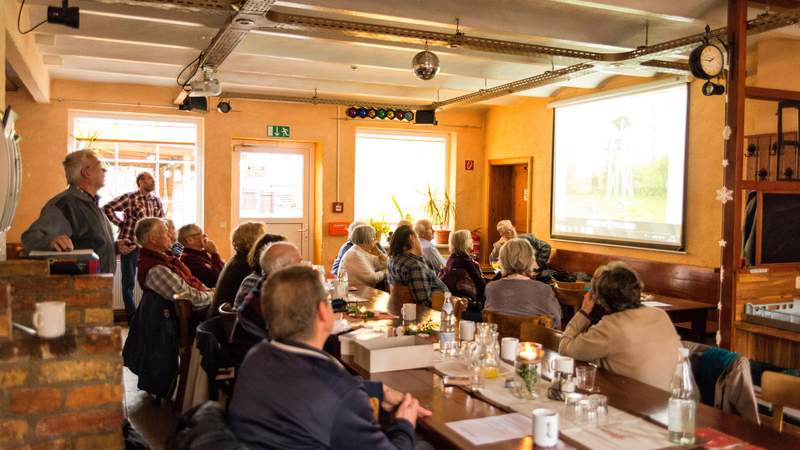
[558,262,680,391]
[489,220,517,264]
[338,225,388,289]
[484,238,561,328]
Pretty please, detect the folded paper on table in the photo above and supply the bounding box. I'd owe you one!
[446,413,532,446]
[560,417,673,450]
[642,301,671,308]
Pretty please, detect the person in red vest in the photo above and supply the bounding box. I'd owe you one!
[134,218,211,308]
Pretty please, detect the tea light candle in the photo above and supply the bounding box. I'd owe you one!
[358,306,367,314]
[517,342,542,362]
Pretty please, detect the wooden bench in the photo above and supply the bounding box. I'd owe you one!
[548,249,719,339]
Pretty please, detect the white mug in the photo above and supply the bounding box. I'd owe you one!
[550,356,575,375]
[500,337,519,362]
[32,301,66,338]
[400,303,416,321]
[532,408,559,448]
[459,320,475,341]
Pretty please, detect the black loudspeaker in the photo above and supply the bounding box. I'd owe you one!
[179,96,208,112]
[47,1,80,29]
[415,109,437,125]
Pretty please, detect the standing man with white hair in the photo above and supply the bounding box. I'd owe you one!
[414,219,445,272]
[103,171,165,322]
[22,149,136,273]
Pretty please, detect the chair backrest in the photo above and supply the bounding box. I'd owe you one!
[553,281,584,308]
[520,322,563,352]
[482,310,553,339]
[761,371,800,432]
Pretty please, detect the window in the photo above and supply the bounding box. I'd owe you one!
[354,130,448,224]
[69,113,202,227]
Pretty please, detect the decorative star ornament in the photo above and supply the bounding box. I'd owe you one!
[723,126,732,141]
[716,186,734,204]
[718,239,727,248]
[721,159,729,168]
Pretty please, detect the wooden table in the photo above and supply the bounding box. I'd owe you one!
[646,294,717,341]
[342,287,798,449]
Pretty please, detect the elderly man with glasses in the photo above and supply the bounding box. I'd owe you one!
[177,224,225,288]
[22,149,136,273]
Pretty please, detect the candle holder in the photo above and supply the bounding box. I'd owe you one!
[513,342,543,400]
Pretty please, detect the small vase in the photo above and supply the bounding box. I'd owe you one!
[434,229,451,244]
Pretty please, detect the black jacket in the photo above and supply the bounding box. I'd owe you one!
[213,251,251,311]
[229,339,414,450]
[122,289,179,399]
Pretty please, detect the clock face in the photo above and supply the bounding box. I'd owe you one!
[700,45,723,78]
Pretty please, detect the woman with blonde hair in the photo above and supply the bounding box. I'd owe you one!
[484,238,561,328]
[213,222,267,310]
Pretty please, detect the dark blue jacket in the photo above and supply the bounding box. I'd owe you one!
[229,339,415,450]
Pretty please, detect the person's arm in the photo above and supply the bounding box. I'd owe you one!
[146,265,212,307]
[329,387,415,450]
[545,290,562,329]
[183,253,224,287]
[101,194,128,227]
[349,251,385,286]
[155,197,166,219]
[558,293,609,361]
[405,263,433,305]
[21,203,74,251]
[464,258,486,298]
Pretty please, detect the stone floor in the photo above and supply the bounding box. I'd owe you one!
[122,329,177,450]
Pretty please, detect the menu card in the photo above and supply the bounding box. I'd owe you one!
[561,417,674,450]
[446,413,532,446]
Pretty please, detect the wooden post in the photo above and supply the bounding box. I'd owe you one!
[719,0,747,349]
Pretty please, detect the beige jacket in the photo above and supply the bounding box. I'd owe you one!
[559,307,681,391]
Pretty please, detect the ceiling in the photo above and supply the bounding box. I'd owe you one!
[15,0,800,107]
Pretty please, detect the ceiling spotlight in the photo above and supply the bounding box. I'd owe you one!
[412,48,440,81]
[47,0,80,29]
[217,100,232,114]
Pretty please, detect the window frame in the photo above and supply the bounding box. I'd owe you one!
[67,110,205,227]
[354,128,452,227]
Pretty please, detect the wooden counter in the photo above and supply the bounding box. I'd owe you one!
[734,321,800,369]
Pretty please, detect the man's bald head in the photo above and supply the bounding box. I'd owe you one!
[259,241,302,278]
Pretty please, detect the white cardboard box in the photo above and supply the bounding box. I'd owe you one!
[352,335,435,373]
[338,328,385,355]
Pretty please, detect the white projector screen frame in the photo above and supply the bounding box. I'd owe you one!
[549,81,689,251]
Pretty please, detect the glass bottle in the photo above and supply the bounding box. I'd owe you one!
[439,293,457,358]
[668,347,698,445]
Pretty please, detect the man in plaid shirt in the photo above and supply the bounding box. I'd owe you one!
[103,172,165,322]
[387,226,448,307]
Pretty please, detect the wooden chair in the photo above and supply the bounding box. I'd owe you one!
[217,302,237,342]
[482,310,553,339]
[761,371,800,432]
[553,281,585,327]
[520,322,563,352]
[173,297,201,412]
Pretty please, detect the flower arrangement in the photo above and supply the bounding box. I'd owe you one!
[398,319,438,336]
[346,304,375,319]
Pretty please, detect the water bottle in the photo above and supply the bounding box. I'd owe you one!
[439,293,457,358]
[668,347,698,445]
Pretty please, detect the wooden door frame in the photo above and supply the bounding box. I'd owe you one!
[482,157,534,264]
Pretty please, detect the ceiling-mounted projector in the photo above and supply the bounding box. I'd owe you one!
[188,67,221,97]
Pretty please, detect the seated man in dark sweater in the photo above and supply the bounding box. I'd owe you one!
[178,224,225,288]
[229,265,430,450]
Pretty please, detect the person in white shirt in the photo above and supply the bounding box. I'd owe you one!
[413,219,445,272]
[338,225,388,289]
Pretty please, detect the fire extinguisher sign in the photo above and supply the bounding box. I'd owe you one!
[465,160,475,171]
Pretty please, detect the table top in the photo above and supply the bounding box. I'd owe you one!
[645,293,716,312]
[342,287,798,450]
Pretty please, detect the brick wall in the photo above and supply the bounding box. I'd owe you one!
[0,327,124,449]
[0,260,114,327]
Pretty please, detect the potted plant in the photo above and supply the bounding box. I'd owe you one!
[369,218,390,243]
[423,185,455,244]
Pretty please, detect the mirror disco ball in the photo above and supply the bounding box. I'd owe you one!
[412,50,440,80]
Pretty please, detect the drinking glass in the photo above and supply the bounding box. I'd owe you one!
[577,398,598,427]
[562,393,584,423]
[576,365,597,392]
[589,394,609,424]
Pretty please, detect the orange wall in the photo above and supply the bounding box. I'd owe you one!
[6,79,486,266]
[745,38,800,136]
[484,76,726,268]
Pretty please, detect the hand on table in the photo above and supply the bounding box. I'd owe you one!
[581,290,597,315]
[49,235,74,251]
[382,385,432,424]
[393,393,426,428]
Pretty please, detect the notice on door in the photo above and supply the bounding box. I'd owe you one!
[267,125,291,138]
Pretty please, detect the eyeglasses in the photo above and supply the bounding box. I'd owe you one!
[186,233,207,239]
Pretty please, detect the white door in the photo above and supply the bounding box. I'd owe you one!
[233,142,313,259]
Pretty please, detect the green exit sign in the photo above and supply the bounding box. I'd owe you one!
[267,125,291,138]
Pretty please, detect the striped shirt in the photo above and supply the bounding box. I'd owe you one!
[102,190,165,242]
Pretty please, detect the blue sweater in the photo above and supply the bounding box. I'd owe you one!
[229,339,415,450]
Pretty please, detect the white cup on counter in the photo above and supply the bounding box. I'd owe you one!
[401,303,416,321]
[500,337,519,362]
[459,320,475,341]
[32,301,66,338]
[532,408,559,448]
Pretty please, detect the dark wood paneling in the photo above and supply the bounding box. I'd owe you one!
[549,249,719,304]
[735,321,800,369]
[735,268,800,320]
[510,164,528,234]
[487,165,512,250]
